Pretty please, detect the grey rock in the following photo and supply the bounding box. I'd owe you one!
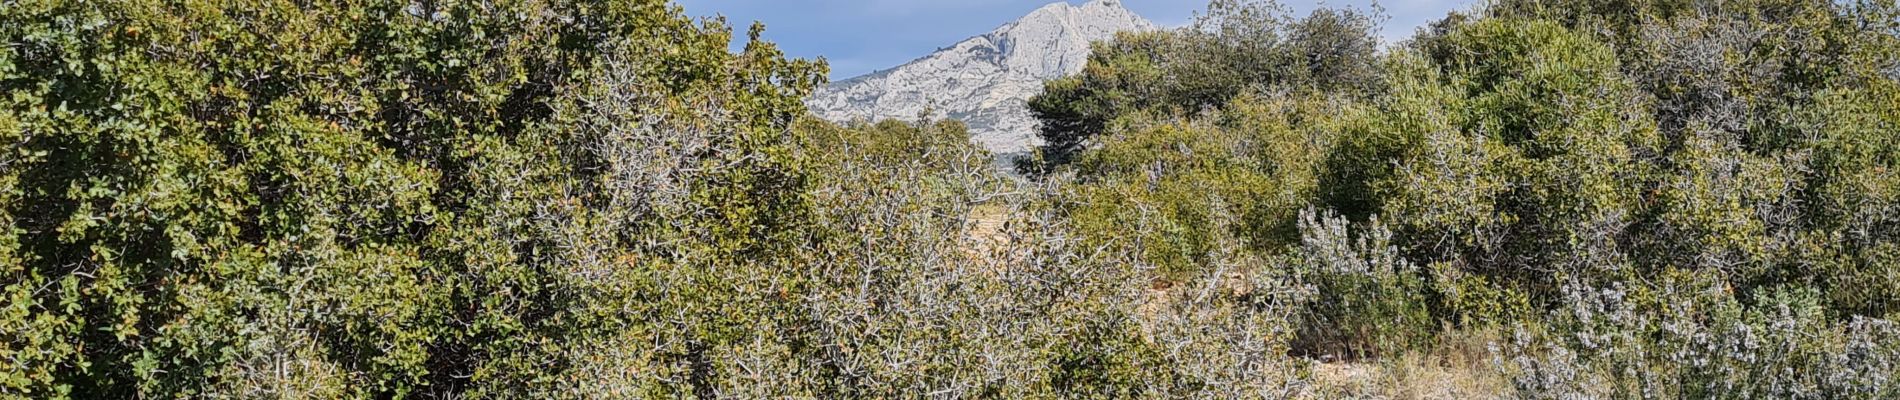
[807,0,1156,154]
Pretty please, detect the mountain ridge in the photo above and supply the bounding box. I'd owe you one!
[806,0,1157,154]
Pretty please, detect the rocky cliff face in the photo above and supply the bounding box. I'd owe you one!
[807,0,1156,154]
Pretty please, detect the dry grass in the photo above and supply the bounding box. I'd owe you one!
[1308,329,1513,399]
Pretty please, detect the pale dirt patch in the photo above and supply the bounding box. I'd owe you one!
[959,203,1013,262]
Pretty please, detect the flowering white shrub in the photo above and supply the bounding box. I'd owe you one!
[1498,275,1900,399]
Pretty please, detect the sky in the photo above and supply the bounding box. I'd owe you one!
[673,0,1480,80]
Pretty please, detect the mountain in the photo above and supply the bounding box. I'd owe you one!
[806,0,1157,155]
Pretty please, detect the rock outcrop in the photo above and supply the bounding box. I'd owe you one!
[807,0,1156,154]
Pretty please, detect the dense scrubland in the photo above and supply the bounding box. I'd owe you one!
[3,0,1898,398]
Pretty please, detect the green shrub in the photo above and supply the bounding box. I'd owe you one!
[1026,1,1382,173]
[1499,272,1900,399]
[1290,209,1434,360]
[4,0,1898,396]
[0,0,825,396]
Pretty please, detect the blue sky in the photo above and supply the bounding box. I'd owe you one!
[673,0,1479,79]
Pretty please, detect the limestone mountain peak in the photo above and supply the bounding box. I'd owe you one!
[806,1,1157,155]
